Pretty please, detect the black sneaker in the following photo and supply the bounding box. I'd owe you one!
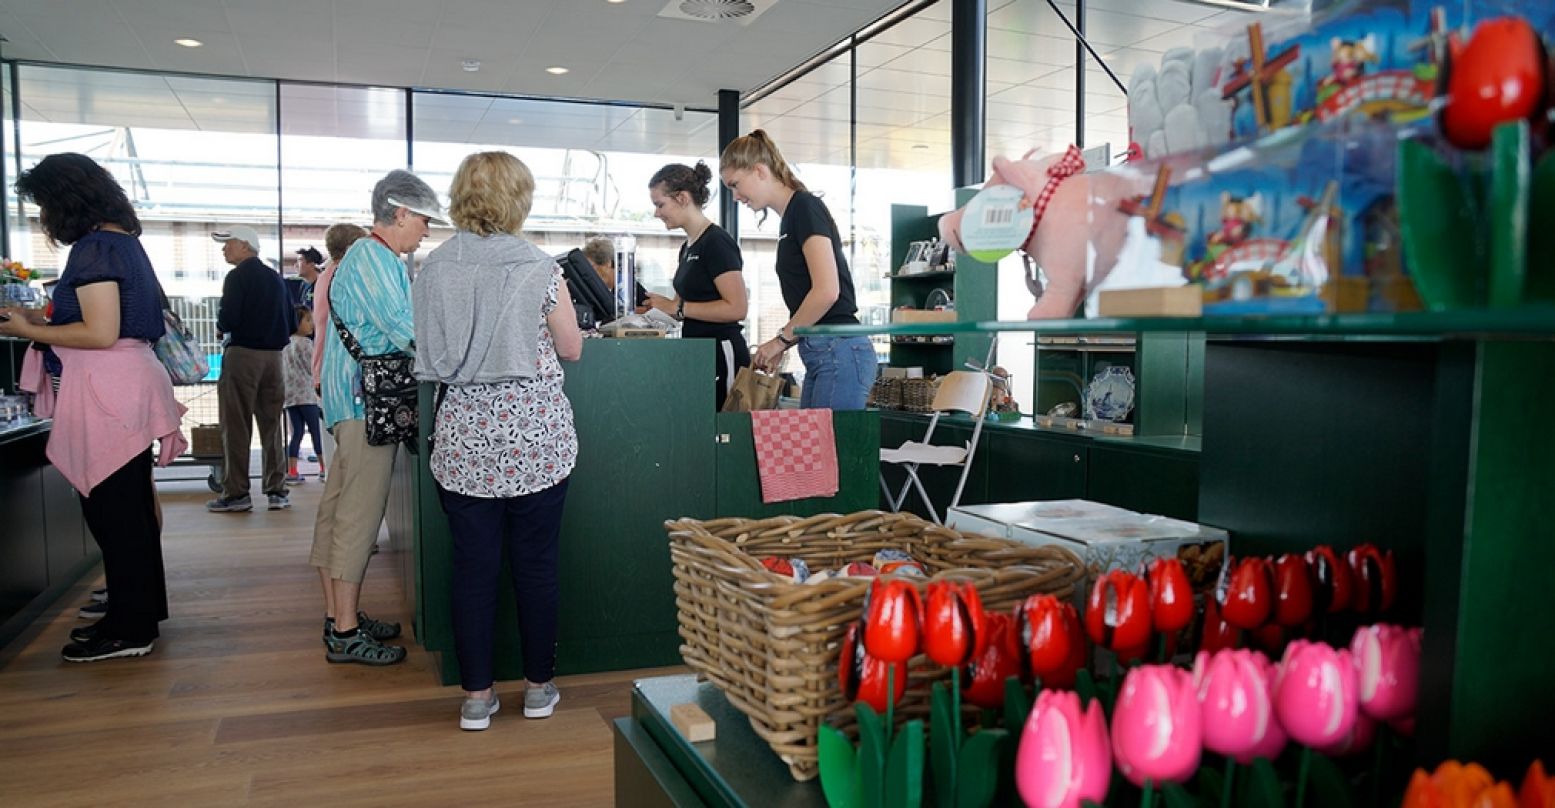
[90,588,108,604]
[78,601,108,620]
[62,635,154,662]
[356,611,402,641]
[70,622,103,644]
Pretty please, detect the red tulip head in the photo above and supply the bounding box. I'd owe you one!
[1306,545,1353,614]
[963,612,1022,709]
[1272,553,1314,627]
[923,580,988,667]
[1192,648,1285,764]
[1044,601,1088,689]
[862,577,922,664]
[1085,570,1152,652]
[1347,543,1397,617]
[1111,664,1203,786]
[1273,639,1359,748]
[1216,556,1274,630]
[839,620,906,712]
[1147,557,1195,634]
[1440,17,1550,150]
[1016,689,1112,808]
[1016,593,1072,680]
[1250,622,1286,657]
[1521,759,1555,808]
[1350,623,1422,723]
[1199,595,1239,655]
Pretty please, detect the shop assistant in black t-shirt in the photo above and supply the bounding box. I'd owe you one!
[673,224,744,340]
[776,191,858,325]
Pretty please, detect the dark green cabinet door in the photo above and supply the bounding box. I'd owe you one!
[713,410,880,519]
[1085,446,1199,522]
[982,432,1088,504]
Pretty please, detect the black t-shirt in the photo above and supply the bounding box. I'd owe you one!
[673,224,745,340]
[776,191,858,325]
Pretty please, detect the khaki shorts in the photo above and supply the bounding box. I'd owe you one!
[309,419,397,584]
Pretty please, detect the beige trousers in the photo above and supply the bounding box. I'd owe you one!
[218,346,286,498]
[308,419,397,584]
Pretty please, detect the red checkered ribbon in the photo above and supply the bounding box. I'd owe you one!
[1022,144,1088,251]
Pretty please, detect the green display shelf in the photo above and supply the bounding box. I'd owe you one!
[801,306,1555,340]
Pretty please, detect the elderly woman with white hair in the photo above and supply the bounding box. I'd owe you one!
[309,169,442,665]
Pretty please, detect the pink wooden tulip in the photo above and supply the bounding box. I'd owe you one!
[1192,649,1285,764]
[1274,640,1359,748]
[1350,623,1423,723]
[1318,711,1376,757]
[1112,665,1203,786]
[1016,690,1112,808]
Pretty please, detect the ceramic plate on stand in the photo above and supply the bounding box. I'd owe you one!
[1084,365,1136,422]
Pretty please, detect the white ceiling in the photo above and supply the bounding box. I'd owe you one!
[0,0,906,108]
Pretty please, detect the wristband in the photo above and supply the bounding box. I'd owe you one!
[675,299,685,321]
[777,332,798,348]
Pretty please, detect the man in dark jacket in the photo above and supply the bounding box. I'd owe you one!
[209,225,297,513]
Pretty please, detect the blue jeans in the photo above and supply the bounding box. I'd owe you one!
[798,335,877,411]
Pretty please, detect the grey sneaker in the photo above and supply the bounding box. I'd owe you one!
[267,493,290,510]
[460,694,501,731]
[355,611,402,641]
[324,630,406,666]
[524,682,560,719]
[206,495,252,513]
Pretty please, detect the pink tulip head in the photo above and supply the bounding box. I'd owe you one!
[1112,665,1203,786]
[1192,649,1285,764]
[1274,640,1359,748]
[1016,689,1112,808]
[1350,624,1423,722]
[1317,711,1376,758]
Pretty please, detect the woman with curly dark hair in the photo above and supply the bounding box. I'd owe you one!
[0,152,186,662]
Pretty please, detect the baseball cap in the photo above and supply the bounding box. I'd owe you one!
[386,195,448,225]
[211,226,263,253]
[295,246,324,265]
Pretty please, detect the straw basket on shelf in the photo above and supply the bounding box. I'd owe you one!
[665,510,1085,781]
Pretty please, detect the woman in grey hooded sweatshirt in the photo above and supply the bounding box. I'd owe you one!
[412,151,583,731]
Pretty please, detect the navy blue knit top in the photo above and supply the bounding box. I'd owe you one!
[45,230,166,373]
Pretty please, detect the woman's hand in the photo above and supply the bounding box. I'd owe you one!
[0,308,33,338]
[753,337,787,372]
[643,292,676,315]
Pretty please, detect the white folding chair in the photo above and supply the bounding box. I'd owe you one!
[879,370,992,524]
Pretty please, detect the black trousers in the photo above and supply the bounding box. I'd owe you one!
[438,478,570,691]
[79,449,169,643]
[713,335,751,412]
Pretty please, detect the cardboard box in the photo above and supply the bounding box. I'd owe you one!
[190,424,223,458]
[948,499,1228,597]
[892,308,957,324]
[1098,286,1203,318]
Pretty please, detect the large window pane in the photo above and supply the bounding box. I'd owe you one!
[280,84,407,272]
[410,93,719,297]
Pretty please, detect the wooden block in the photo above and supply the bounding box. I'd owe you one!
[892,308,958,324]
[669,703,716,743]
[1098,286,1203,317]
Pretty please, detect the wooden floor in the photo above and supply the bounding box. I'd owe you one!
[0,470,685,806]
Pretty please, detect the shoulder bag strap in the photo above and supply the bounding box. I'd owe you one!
[325,265,367,363]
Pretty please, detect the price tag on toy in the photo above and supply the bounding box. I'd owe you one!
[958,185,1034,263]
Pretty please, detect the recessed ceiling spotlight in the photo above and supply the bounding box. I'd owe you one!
[912,144,929,150]
[462,59,481,72]
[174,38,203,48]
[607,0,627,4]
[508,118,523,125]
[546,66,569,75]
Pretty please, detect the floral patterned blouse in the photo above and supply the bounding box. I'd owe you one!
[429,268,577,498]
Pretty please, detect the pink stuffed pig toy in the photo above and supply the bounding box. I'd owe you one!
[939,146,1138,319]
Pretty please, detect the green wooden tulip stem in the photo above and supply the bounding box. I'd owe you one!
[1222,758,1236,808]
[950,667,962,769]
[1141,779,1155,808]
[886,665,895,751]
[1156,632,1169,664]
[1296,746,1313,807]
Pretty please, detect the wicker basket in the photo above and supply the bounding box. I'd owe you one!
[665,511,1085,781]
[900,377,937,413]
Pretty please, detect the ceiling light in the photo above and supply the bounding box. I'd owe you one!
[174,38,203,48]
[912,144,929,150]
[608,0,627,4]
[545,66,569,75]
[462,59,481,72]
[507,118,523,125]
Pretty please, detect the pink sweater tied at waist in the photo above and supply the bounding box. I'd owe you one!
[20,338,188,495]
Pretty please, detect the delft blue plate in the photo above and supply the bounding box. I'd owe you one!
[1084,365,1136,422]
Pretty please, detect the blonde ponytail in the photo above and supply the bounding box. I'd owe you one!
[720,129,808,194]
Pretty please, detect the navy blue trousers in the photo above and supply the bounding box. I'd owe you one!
[438,478,569,691]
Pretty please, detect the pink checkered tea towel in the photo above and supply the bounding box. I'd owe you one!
[750,408,839,504]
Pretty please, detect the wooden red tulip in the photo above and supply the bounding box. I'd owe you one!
[862,577,922,664]
[923,581,988,667]
[1440,17,1551,150]
[1217,556,1273,630]
[1347,543,1397,617]
[963,613,1022,709]
[1306,545,1353,614]
[1016,593,1072,678]
[1272,553,1314,627]
[839,620,906,712]
[1147,557,1194,633]
[1200,596,1239,655]
[1086,570,1152,653]
[1045,602,1088,689]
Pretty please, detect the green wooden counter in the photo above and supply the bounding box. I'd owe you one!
[386,338,880,685]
